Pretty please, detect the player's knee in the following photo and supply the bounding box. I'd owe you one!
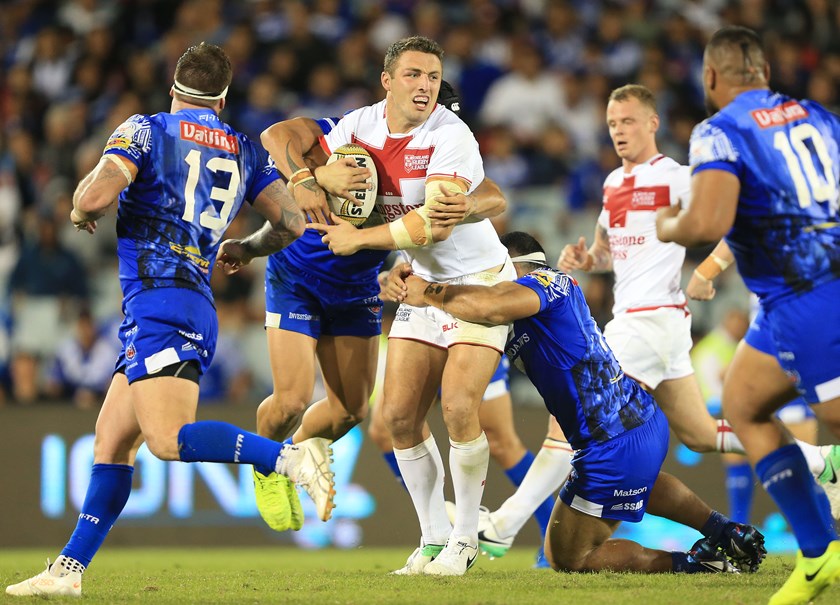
[144,433,180,461]
[382,408,418,440]
[270,391,310,420]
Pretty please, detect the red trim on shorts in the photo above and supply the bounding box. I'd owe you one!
[448,341,504,355]
[625,301,690,317]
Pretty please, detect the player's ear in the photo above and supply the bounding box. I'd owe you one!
[706,65,716,91]
[649,112,660,133]
[381,71,391,92]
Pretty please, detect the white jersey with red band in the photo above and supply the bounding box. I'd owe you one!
[597,154,691,315]
[322,100,506,281]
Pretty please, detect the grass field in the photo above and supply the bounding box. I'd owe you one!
[0,547,808,604]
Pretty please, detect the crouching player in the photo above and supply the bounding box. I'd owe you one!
[386,231,766,574]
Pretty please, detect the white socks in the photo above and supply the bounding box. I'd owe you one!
[716,419,745,454]
[449,433,490,539]
[493,438,573,539]
[52,555,85,576]
[394,434,451,545]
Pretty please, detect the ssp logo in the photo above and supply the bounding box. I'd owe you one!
[325,144,378,227]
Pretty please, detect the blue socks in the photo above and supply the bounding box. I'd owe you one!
[382,451,406,489]
[725,462,754,524]
[756,443,838,557]
[61,464,134,567]
[178,420,283,477]
[505,451,554,537]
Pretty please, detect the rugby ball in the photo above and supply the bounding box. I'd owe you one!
[325,144,378,227]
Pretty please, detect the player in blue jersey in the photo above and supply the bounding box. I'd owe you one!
[388,231,765,574]
[656,26,840,605]
[6,43,335,599]
[218,81,510,535]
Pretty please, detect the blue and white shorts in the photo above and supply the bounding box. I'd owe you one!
[559,407,669,523]
[116,287,217,383]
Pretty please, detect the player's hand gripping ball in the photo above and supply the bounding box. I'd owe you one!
[326,144,378,226]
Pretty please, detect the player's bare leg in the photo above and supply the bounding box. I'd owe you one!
[257,328,318,441]
[653,375,740,453]
[479,391,527,468]
[292,334,377,442]
[545,503,672,572]
[384,338,449,574]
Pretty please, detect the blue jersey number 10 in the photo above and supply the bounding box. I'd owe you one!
[773,124,837,211]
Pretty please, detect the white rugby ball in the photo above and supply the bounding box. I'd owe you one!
[325,144,378,227]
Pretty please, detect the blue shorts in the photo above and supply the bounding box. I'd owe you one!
[744,305,775,356]
[116,288,217,383]
[765,279,840,403]
[265,253,382,339]
[559,407,669,523]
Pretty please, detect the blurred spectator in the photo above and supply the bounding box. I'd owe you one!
[480,126,529,191]
[7,211,88,403]
[57,0,119,36]
[566,140,616,212]
[528,125,572,187]
[442,25,503,124]
[234,74,286,142]
[44,306,118,409]
[479,39,566,145]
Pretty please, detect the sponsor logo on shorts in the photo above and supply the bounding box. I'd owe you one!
[178,330,204,341]
[506,332,530,358]
[289,312,316,321]
[442,322,458,332]
[613,486,647,497]
[126,344,136,361]
[395,308,412,322]
[611,500,644,512]
[125,326,138,337]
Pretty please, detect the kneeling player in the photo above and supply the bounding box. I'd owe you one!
[387,231,766,574]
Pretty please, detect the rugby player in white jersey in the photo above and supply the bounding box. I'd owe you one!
[308,36,515,576]
[558,84,745,457]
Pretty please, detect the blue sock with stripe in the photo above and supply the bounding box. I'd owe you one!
[178,420,282,477]
[61,464,134,567]
[725,462,754,524]
[756,443,837,557]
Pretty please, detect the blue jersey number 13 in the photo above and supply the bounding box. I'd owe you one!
[182,149,241,229]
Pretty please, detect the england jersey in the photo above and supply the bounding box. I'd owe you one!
[322,100,507,281]
[508,268,657,450]
[598,155,690,314]
[690,89,840,305]
[279,117,391,285]
[104,110,279,304]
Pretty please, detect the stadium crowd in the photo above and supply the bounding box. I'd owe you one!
[0,0,838,406]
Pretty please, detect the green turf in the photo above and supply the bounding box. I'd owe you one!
[0,547,804,604]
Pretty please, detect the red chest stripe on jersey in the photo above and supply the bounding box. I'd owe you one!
[603,175,671,228]
[351,134,434,197]
[180,122,239,153]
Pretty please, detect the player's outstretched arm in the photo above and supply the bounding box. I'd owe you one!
[685,239,734,300]
[656,169,739,247]
[217,180,305,274]
[403,275,541,325]
[71,155,137,233]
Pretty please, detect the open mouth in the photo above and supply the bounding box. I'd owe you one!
[413,95,430,110]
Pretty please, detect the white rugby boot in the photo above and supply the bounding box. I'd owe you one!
[391,541,445,575]
[277,437,336,522]
[423,536,479,576]
[6,557,83,597]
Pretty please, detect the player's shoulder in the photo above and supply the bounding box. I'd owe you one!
[519,267,574,296]
[689,117,739,165]
[340,102,384,129]
[106,113,153,154]
[603,165,625,187]
[425,106,472,135]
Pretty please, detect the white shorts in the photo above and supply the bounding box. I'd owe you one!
[389,257,515,352]
[603,307,694,390]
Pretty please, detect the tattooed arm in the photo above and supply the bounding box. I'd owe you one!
[71,155,138,234]
[261,117,333,224]
[402,275,541,325]
[217,179,305,274]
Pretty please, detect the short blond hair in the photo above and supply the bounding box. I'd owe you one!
[608,84,657,113]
